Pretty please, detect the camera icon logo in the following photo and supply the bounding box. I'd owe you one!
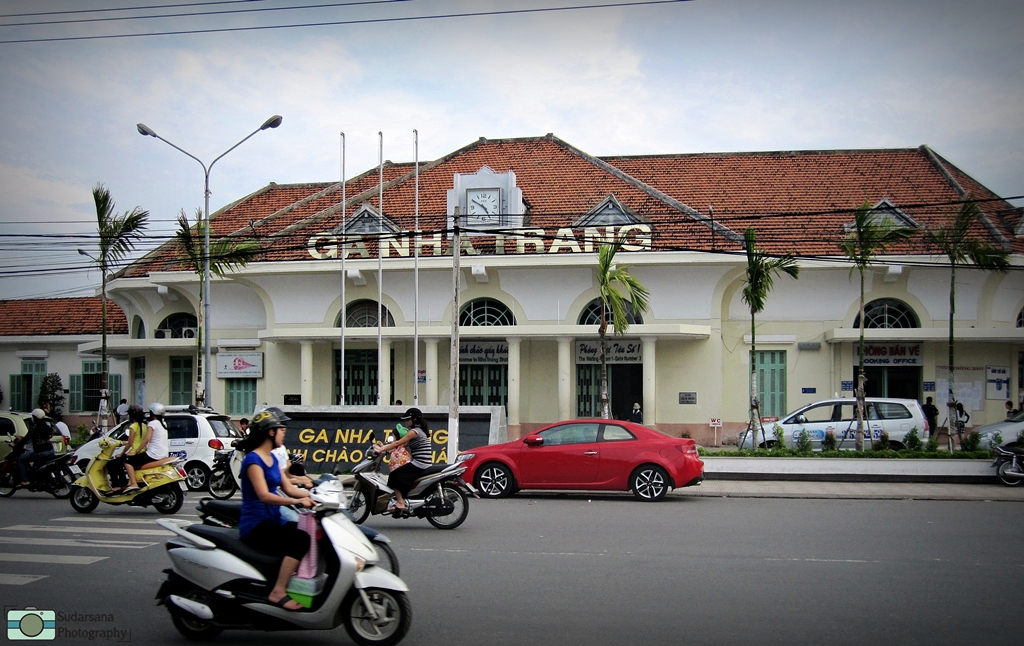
[6,608,56,641]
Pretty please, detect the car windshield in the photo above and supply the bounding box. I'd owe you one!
[208,418,242,438]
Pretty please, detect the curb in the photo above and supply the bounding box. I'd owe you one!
[701,456,997,484]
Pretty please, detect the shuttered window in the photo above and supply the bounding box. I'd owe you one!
[225,379,257,415]
[756,351,787,418]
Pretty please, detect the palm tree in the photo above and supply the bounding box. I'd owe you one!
[89,184,148,423]
[930,197,1009,445]
[839,201,915,450]
[741,228,799,448]
[175,208,261,393]
[596,241,650,420]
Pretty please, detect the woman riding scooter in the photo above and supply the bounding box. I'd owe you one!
[372,408,432,514]
[237,407,313,611]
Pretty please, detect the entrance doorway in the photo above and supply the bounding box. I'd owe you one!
[855,366,922,400]
[459,364,508,408]
[334,349,395,405]
[576,364,642,420]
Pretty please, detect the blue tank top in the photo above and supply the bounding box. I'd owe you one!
[239,451,282,538]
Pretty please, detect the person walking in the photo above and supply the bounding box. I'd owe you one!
[921,397,939,439]
[115,399,129,424]
[629,403,643,424]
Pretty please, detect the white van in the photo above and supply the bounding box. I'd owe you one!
[770,398,929,450]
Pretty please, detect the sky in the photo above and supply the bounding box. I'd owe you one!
[0,0,1021,300]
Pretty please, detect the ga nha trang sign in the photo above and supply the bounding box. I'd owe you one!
[853,343,922,366]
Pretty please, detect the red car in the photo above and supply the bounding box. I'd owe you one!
[455,419,704,501]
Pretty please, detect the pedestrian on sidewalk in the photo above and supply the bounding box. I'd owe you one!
[922,397,939,438]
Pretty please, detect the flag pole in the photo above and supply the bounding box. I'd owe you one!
[339,132,346,405]
[413,129,420,405]
[377,131,384,406]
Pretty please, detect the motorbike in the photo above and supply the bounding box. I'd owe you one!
[196,476,400,575]
[68,436,188,514]
[347,445,476,530]
[154,493,412,645]
[991,441,1024,487]
[207,449,238,500]
[0,442,77,499]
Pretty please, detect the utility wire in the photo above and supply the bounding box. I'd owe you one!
[0,0,693,44]
[0,0,270,19]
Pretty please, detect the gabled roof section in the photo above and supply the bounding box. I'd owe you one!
[842,198,920,233]
[0,297,127,336]
[331,202,401,235]
[573,194,645,227]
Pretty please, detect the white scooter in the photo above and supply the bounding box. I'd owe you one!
[155,492,411,645]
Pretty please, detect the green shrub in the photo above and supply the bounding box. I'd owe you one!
[773,424,786,447]
[903,428,923,452]
[1018,429,1024,443]
[71,423,91,449]
[37,372,65,415]
[991,431,1003,449]
[680,430,692,439]
[960,431,981,452]
[926,435,939,452]
[872,431,891,451]
[796,430,813,453]
[821,430,837,451]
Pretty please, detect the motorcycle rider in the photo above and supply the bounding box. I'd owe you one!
[140,403,172,469]
[110,404,151,494]
[236,407,313,611]
[372,407,432,514]
[14,409,55,487]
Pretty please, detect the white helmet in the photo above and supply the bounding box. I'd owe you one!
[31,408,46,420]
[149,402,166,417]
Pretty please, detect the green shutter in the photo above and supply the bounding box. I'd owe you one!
[9,375,24,412]
[69,374,83,413]
[109,374,121,409]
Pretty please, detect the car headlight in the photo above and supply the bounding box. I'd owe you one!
[455,452,475,463]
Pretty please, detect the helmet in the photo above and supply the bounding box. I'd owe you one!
[250,407,290,435]
[400,407,421,421]
[127,404,146,422]
[31,408,46,420]
[149,402,166,417]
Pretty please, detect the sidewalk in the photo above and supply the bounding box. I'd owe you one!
[674,479,1024,501]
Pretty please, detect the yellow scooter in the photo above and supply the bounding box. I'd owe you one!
[69,436,188,514]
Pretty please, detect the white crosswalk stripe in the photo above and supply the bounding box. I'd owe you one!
[0,513,188,585]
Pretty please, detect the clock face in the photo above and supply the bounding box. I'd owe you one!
[467,189,500,220]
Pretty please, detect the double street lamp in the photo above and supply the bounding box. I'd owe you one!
[137,115,282,405]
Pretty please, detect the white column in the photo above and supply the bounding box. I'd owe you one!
[558,337,572,421]
[425,339,439,406]
[300,341,314,405]
[642,336,656,426]
[507,336,521,426]
[380,339,392,405]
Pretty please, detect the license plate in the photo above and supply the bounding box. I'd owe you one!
[69,465,83,477]
[178,480,187,491]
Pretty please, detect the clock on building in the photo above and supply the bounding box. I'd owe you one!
[466,189,500,221]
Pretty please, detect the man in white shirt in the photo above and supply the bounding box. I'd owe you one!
[115,399,129,424]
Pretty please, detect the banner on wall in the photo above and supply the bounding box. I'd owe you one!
[935,366,985,413]
[459,341,508,364]
[853,343,923,366]
[576,339,642,364]
[987,366,1010,400]
[216,353,264,378]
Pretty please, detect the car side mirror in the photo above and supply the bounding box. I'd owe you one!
[795,414,808,424]
[523,435,544,446]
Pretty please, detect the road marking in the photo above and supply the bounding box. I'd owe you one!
[0,573,48,585]
[0,553,107,565]
[49,516,195,524]
[1,525,171,536]
[766,557,872,563]
[410,548,600,557]
[0,536,156,549]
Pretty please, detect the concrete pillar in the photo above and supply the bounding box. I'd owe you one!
[558,337,572,421]
[642,336,656,426]
[425,339,439,406]
[300,341,314,405]
[380,339,392,405]
[507,336,521,427]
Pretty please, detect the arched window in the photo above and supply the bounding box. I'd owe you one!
[853,299,919,329]
[337,300,395,328]
[577,298,644,326]
[156,313,198,338]
[1017,307,1024,328]
[460,298,516,326]
[133,316,146,339]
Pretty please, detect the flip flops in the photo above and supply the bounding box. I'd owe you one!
[266,595,303,611]
[122,485,140,494]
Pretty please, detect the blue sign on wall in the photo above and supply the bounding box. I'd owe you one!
[802,387,816,394]
[841,381,854,391]
[923,381,935,392]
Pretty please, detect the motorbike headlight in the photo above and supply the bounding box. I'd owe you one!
[455,452,475,464]
[354,556,366,572]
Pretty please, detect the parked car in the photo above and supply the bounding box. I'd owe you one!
[455,419,704,501]
[0,412,68,460]
[69,406,241,491]
[770,398,928,450]
[974,409,1024,450]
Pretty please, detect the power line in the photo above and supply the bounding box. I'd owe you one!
[0,0,270,19]
[0,0,693,44]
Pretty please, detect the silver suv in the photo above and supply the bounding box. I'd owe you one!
[69,406,242,491]
[771,398,929,450]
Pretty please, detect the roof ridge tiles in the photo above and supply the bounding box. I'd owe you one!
[920,145,1011,249]
[600,147,923,160]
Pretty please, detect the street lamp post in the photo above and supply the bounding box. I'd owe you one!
[137,115,282,406]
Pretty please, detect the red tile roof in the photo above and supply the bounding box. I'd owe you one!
[0,297,128,336]
[119,135,1019,274]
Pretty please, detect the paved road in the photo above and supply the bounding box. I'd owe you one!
[1,489,1021,645]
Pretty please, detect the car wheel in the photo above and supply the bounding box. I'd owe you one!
[889,441,905,451]
[475,462,514,498]
[153,486,185,514]
[630,464,670,502]
[70,486,99,513]
[184,462,210,491]
[997,462,1024,487]
[0,471,16,497]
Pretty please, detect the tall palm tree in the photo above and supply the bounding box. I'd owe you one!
[90,184,148,422]
[175,208,261,395]
[741,228,799,448]
[930,197,1009,444]
[596,241,650,420]
[839,201,915,450]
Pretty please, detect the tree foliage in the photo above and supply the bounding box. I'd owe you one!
[37,372,65,415]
